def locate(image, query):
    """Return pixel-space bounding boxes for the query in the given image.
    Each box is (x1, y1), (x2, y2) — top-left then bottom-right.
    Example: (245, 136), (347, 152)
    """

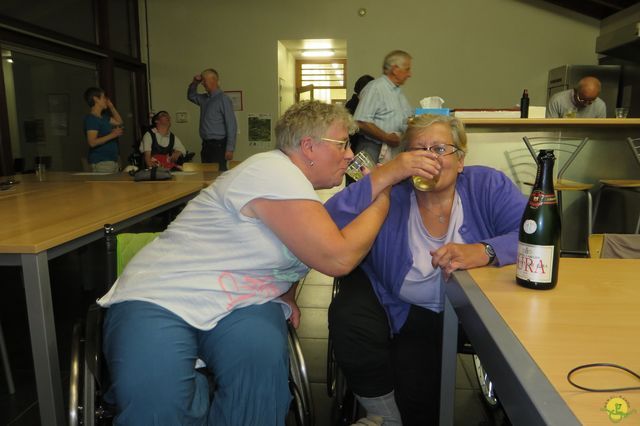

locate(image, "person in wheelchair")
(97, 100), (439, 425)
(139, 110), (187, 170)
(324, 114), (527, 425)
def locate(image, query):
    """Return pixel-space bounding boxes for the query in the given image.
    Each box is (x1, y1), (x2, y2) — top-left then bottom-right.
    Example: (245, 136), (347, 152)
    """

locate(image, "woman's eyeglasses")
(407, 143), (461, 156)
(320, 137), (351, 151)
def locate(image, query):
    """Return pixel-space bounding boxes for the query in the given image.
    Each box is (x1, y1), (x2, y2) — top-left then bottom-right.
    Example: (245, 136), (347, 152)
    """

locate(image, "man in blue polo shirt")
(188, 69), (237, 171)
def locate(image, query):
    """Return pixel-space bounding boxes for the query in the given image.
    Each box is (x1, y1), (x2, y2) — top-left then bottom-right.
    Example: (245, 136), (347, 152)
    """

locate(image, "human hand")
(430, 242), (488, 280)
(375, 150), (440, 186)
(224, 150), (234, 161)
(111, 127), (124, 137)
(106, 98), (115, 109)
(280, 291), (301, 328)
(193, 74), (202, 83)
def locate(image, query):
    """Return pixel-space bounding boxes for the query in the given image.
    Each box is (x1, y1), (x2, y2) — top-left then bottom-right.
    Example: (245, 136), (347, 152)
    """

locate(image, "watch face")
(485, 244), (496, 257)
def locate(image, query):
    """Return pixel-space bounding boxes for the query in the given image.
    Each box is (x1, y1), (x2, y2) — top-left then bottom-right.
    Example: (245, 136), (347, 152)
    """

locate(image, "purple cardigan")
(325, 165), (527, 333)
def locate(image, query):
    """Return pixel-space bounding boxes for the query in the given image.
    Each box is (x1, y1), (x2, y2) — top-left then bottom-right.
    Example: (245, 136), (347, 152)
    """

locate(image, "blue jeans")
(103, 301), (291, 425)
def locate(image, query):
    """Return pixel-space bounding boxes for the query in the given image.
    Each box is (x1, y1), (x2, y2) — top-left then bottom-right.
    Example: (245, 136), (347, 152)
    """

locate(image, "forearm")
(327, 190), (390, 275)
(87, 133), (116, 148)
(357, 121), (399, 147)
(143, 152), (154, 168)
(187, 83), (199, 103)
(109, 106), (123, 125)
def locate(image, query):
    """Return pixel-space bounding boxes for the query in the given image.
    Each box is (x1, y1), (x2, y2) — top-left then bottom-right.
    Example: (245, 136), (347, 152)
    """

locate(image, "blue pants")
(103, 301), (291, 425)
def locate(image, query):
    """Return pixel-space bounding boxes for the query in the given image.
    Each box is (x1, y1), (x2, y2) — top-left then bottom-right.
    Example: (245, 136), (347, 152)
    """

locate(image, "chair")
(593, 137), (640, 234)
(181, 162), (219, 172)
(325, 277), (500, 422)
(589, 233), (640, 259)
(0, 320), (15, 394)
(69, 225), (313, 426)
(523, 136), (593, 256)
(326, 277), (361, 425)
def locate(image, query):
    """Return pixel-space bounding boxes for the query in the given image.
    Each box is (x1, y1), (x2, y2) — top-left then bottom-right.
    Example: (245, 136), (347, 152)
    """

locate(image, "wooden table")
(440, 258), (640, 426)
(0, 180), (204, 425)
(4, 170), (219, 187)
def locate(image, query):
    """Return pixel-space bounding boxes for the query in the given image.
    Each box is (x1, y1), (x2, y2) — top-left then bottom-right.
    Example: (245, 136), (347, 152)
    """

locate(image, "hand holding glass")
(345, 151), (376, 181)
(407, 144), (460, 191)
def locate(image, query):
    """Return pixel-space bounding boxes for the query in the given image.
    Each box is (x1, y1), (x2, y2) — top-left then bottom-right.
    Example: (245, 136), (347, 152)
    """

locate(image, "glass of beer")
(412, 156), (441, 191)
(412, 173), (439, 191)
(346, 151), (376, 181)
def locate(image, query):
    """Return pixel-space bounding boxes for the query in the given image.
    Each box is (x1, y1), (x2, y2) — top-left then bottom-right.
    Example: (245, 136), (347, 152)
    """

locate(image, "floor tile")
(297, 285), (333, 309)
(302, 269), (334, 286)
(454, 389), (489, 426)
(298, 338), (329, 383)
(457, 354), (477, 390)
(309, 382), (333, 426)
(297, 308), (329, 339)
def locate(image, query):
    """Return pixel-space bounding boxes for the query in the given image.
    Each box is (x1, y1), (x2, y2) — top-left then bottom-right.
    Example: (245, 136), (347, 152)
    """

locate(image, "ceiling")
(541, 0), (640, 19)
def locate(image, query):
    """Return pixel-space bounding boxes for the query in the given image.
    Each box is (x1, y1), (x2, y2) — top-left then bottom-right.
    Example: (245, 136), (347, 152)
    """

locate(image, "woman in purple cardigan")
(324, 114), (527, 425)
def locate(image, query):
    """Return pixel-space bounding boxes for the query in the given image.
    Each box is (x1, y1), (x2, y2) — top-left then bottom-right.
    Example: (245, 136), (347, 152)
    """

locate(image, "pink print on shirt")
(218, 272), (283, 311)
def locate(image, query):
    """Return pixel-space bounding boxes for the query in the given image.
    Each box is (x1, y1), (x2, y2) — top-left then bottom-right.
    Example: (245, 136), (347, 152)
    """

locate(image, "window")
(296, 59), (346, 104)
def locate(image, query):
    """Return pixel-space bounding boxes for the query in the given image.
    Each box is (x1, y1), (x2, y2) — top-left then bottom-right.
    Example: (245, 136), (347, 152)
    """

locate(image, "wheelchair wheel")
(68, 321), (84, 426)
(473, 354), (499, 408)
(287, 322), (314, 426)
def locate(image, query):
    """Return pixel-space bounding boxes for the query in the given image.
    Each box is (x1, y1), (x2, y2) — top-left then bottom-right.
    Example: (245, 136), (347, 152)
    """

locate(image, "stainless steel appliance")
(547, 65), (621, 118)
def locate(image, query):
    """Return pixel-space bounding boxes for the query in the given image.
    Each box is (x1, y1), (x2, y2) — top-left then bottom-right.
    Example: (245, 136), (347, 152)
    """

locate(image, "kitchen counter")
(461, 118), (640, 126)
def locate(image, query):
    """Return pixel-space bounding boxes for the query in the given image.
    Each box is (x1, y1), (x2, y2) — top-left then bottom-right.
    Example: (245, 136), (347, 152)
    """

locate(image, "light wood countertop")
(467, 258), (640, 425)
(461, 118), (640, 126)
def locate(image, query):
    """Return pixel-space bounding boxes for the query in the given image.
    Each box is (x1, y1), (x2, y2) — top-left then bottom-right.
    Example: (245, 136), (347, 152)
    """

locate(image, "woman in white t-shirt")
(98, 100), (441, 425)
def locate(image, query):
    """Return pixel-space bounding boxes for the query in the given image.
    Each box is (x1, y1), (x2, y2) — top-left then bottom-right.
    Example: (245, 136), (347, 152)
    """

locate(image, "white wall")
(141, 0), (601, 161)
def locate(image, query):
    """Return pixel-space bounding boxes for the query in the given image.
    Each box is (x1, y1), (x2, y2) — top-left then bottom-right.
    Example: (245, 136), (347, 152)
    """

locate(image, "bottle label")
(528, 190), (557, 209)
(516, 242), (554, 283)
(523, 219), (537, 234)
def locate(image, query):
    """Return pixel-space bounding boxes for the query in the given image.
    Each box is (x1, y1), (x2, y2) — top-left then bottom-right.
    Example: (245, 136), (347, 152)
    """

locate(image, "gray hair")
(383, 50), (412, 74)
(403, 114), (467, 158)
(276, 101), (357, 152)
(201, 68), (219, 80)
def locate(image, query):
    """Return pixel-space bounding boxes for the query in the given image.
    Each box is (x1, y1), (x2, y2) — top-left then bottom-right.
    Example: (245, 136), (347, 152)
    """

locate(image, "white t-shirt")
(98, 150), (321, 330)
(139, 128), (186, 154)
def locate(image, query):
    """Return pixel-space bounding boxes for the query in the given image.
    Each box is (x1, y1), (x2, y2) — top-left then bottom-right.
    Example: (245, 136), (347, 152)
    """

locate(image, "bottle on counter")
(516, 149), (561, 290)
(520, 89), (530, 118)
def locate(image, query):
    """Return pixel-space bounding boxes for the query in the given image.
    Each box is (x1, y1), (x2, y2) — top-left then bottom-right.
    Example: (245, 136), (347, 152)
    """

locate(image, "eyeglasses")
(320, 137), (351, 151)
(575, 91), (595, 105)
(407, 143), (462, 156)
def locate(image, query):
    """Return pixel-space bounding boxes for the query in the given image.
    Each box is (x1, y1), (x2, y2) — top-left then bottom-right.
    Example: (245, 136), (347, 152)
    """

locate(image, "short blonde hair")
(276, 101), (357, 152)
(403, 114), (467, 158)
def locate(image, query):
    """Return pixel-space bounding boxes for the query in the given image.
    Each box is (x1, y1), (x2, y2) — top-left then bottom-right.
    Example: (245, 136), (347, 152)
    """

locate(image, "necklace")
(422, 198), (453, 224)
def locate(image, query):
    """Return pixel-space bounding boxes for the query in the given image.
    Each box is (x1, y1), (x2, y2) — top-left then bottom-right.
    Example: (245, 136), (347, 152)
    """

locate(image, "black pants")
(328, 267), (443, 426)
(201, 138), (227, 171)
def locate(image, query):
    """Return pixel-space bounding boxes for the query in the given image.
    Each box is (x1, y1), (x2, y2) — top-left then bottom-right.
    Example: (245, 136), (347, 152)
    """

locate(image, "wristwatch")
(481, 242), (496, 265)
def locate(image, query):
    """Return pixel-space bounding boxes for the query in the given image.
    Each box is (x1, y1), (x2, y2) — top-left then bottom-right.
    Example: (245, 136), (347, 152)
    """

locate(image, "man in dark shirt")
(187, 69), (237, 171)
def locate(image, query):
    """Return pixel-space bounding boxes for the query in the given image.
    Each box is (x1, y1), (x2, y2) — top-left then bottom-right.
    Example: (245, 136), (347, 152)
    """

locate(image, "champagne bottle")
(516, 150), (561, 289)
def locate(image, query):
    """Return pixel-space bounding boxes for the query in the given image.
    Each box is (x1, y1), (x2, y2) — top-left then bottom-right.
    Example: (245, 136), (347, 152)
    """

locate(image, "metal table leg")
(439, 298), (458, 426)
(21, 252), (65, 426)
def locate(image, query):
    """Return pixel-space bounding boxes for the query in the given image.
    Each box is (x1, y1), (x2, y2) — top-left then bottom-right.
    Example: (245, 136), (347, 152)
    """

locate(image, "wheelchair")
(325, 275), (499, 425)
(68, 225), (314, 426)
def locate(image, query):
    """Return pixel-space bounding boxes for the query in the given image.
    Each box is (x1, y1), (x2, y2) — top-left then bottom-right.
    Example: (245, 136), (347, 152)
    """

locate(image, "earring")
(309, 160), (315, 167)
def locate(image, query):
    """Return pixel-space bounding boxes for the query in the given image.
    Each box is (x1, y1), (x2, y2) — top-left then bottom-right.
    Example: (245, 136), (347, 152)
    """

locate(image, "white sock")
(355, 391), (402, 426)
